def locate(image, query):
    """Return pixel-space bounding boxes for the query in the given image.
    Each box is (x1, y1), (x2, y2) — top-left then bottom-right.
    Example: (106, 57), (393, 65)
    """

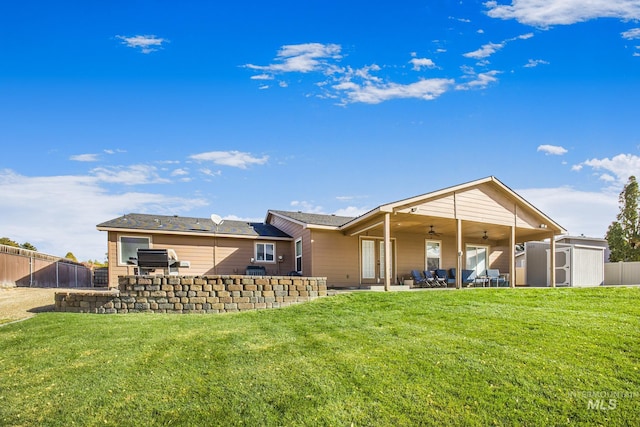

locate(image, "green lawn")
(1, 287), (639, 426)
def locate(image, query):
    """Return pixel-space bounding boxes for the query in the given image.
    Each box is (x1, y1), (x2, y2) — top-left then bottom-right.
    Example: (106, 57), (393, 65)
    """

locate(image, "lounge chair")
(411, 269), (434, 287)
(447, 268), (457, 286)
(460, 269), (477, 287)
(485, 269), (508, 287)
(433, 269), (449, 287)
(422, 270), (441, 287)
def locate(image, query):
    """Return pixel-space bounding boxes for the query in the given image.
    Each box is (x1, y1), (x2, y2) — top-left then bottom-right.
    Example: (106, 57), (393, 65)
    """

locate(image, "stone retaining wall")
(55, 275), (328, 314)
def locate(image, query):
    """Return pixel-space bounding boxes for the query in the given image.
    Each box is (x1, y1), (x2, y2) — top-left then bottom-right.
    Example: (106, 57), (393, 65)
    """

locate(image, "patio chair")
(422, 270), (441, 287)
(485, 269), (508, 287)
(447, 268), (457, 286)
(411, 270), (434, 288)
(461, 269), (478, 287)
(433, 269), (449, 287)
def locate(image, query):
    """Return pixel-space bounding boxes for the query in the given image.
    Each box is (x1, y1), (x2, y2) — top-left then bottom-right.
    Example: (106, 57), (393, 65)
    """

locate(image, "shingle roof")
(97, 213), (291, 238)
(268, 210), (355, 227)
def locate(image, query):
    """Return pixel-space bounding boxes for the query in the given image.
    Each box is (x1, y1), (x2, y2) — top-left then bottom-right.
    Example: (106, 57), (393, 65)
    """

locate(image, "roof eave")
(96, 226), (293, 241)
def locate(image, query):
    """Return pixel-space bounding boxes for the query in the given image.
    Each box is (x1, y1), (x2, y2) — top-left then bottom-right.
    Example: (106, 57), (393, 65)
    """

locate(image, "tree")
(65, 252), (78, 262)
(606, 175), (640, 262)
(0, 237), (20, 248)
(21, 242), (37, 251)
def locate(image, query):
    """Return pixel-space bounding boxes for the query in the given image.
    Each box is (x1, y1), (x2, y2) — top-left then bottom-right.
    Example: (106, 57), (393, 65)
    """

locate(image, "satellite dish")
(210, 214), (223, 226)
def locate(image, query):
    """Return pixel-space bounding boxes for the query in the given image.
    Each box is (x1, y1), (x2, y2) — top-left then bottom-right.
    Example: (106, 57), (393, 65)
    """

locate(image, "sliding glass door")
(466, 245), (489, 275)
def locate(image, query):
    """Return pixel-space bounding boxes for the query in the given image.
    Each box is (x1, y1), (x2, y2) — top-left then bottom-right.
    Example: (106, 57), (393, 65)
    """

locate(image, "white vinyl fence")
(604, 262), (640, 286)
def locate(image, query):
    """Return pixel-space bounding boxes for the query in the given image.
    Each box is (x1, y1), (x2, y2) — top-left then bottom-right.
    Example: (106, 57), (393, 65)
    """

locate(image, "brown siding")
(455, 186), (516, 226)
(106, 231), (293, 287)
(413, 195), (455, 218)
(309, 230), (359, 287)
(268, 215), (304, 237)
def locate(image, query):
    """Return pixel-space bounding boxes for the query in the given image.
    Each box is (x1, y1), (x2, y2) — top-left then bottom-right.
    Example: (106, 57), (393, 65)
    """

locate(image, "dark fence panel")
(0, 245), (93, 288)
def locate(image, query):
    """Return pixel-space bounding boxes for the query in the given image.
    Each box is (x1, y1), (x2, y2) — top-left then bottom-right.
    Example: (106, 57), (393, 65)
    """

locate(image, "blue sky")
(2, 0), (640, 261)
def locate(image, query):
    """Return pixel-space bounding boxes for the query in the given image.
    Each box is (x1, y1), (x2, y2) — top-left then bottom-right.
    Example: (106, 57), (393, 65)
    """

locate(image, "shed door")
(547, 247), (571, 287)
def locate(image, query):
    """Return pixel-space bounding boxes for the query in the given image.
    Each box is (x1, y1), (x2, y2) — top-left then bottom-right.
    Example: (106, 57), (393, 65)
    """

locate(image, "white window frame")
(425, 240), (442, 271)
(295, 238), (303, 273)
(118, 235), (151, 266)
(255, 242), (276, 263)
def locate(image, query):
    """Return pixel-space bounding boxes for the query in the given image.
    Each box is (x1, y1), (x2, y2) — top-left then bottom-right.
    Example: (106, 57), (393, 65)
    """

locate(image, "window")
(119, 236), (150, 265)
(255, 242), (275, 262)
(426, 240), (441, 271)
(295, 238), (302, 273)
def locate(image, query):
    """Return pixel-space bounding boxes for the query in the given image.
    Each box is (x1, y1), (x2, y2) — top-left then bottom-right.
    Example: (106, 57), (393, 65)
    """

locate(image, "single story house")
(97, 176), (567, 289)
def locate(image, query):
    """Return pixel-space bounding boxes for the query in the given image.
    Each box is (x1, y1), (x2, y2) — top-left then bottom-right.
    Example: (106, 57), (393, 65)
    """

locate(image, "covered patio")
(340, 177), (566, 290)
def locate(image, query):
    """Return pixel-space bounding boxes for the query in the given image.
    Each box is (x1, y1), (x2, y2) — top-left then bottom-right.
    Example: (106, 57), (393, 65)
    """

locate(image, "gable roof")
(97, 213), (291, 240)
(267, 210), (355, 229)
(340, 176), (566, 234)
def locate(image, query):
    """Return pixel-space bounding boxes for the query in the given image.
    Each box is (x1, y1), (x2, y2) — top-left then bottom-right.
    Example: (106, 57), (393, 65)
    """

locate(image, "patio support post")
(549, 233), (556, 288)
(383, 212), (392, 292)
(510, 225), (516, 288)
(456, 219), (462, 289)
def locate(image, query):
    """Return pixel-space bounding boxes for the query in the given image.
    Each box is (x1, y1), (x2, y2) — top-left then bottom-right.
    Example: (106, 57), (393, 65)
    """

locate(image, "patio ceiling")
(346, 211), (553, 244)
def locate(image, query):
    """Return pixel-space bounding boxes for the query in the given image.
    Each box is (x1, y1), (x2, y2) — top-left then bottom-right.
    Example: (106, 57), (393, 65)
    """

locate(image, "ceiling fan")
(428, 225), (442, 237)
(482, 231), (489, 240)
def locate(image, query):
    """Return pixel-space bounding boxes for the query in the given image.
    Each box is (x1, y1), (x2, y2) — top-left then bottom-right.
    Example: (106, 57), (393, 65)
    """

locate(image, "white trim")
(465, 243), (490, 275)
(295, 238), (303, 273)
(254, 242), (276, 263)
(425, 239), (442, 271)
(348, 221), (384, 236)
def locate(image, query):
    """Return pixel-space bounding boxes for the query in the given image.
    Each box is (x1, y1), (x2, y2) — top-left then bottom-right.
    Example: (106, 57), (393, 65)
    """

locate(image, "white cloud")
(524, 59), (550, 67)
(70, 153), (99, 162)
(199, 168), (222, 177)
(333, 206), (369, 217)
(90, 164), (169, 184)
(577, 153), (640, 186)
(463, 33), (534, 59)
(333, 78), (454, 104)
(519, 186), (618, 238)
(221, 214), (264, 223)
(485, 0), (640, 28)
(622, 28), (640, 39)
(409, 57), (436, 71)
(171, 168), (189, 176)
(290, 200), (324, 214)
(189, 151), (268, 169)
(464, 42), (505, 59)
(0, 169), (207, 261)
(250, 74), (274, 80)
(537, 144), (568, 155)
(245, 43), (342, 74)
(456, 69), (501, 90)
(116, 35), (168, 54)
